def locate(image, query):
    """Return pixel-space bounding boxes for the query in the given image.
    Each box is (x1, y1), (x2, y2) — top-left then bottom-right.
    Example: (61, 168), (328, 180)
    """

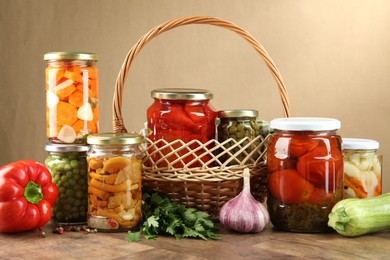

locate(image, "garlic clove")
(219, 168), (269, 233)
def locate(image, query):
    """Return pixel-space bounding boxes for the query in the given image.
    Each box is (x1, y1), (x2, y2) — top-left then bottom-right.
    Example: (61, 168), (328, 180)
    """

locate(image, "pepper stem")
(24, 181), (44, 204)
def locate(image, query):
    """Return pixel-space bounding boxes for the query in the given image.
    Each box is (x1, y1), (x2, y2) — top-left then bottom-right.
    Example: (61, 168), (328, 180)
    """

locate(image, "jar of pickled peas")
(267, 117), (344, 232)
(86, 133), (144, 232)
(44, 52), (99, 144)
(342, 138), (382, 198)
(44, 143), (89, 225)
(147, 88), (217, 168)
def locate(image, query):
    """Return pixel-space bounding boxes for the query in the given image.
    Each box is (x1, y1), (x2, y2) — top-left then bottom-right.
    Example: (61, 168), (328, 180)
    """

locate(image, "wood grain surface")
(0, 223), (389, 259)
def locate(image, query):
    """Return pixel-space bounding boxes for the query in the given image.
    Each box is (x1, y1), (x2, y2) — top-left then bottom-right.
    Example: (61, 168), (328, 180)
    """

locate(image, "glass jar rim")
(342, 138), (379, 150)
(45, 143), (90, 152)
(87, 133), (144, 145)
(218, 109), (258, 118)
(270, 117), (341, 131)
(44, 52), (99, 61)
(151, 88), (213, 100)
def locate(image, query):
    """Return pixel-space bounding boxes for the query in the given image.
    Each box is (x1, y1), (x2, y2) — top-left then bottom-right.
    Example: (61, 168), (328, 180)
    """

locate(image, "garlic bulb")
(219, 168), (270, 233)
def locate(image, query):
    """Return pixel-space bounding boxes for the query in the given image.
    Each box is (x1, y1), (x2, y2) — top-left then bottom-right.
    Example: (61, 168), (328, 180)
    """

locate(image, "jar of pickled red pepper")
(266, 117), (344, 232)
(217, 109), (260, 164)
(147, 88), (217, 168)
(86, 133), (144, 232)
(44, 143), (89, 225)
(44, 52), (99, 144)
(342, 138), (382, 199)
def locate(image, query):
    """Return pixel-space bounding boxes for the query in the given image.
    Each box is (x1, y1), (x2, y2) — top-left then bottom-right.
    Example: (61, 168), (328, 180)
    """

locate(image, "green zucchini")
(328, 193), (390, 237)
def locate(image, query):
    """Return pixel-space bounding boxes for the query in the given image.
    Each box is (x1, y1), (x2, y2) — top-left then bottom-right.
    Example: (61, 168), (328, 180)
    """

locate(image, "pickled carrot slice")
(93, 107), (99, 124)
(75, 83), (94, 98)
(374, 175), (382, 196)
(344, 175), (367, 198)
(85, 67), (98, 79)
(89, 78), (98, 92)
(72, 120), (86, 134)
(64, 69), (83, 83)
(56, 84), (76, 100)
(71, 119), (96, 135)
(46, 68), (64, 84)
(69, 90), (84, 108)
(56, 101), (78, 126)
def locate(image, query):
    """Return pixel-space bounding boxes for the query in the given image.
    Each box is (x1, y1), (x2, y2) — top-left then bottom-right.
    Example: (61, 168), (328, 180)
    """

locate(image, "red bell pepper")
(0, 160), (59, 233)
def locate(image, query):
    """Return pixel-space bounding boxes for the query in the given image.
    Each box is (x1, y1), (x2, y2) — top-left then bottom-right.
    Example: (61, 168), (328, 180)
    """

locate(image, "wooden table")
(0, 223), (389, 259)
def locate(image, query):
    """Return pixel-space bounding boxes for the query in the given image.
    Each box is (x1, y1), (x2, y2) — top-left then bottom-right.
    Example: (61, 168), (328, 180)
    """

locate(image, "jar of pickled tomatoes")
(342, 138), (382, 198)
(44, 52), (99, 144)
(147, 88), (217, 168)
(266, 117), (344, 232)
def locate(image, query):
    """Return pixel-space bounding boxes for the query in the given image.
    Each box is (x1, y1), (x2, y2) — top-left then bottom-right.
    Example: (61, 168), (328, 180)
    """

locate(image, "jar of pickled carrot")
(147, 88), (217, 168)
(86, 133), (144, 232)
(266, 117), (343, 232)
(44, 52), (99, 144)
(342, 138), (382, 198)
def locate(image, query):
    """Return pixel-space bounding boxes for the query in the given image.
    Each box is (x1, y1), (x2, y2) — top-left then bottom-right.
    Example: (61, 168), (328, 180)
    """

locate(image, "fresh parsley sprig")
(125, 190), (220, 242)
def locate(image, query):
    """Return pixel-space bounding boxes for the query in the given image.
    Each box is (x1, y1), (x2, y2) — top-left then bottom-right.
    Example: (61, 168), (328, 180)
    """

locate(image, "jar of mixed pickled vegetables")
(266, 117), (344, 232)
(86, 133), (144, 231)
(147, 88), (217, 168)
(217, 109), (260, 164)
(44, 52), (99, 144)
(342, 138), (382, 198)
(44, 143), (89, 225)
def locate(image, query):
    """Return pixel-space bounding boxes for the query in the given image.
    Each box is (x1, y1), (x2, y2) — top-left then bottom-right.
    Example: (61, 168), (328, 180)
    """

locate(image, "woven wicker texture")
(112, 16), (291, 218)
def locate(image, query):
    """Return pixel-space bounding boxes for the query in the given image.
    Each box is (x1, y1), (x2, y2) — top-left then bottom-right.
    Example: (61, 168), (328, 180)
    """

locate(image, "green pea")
(61, 157), (69, 164)
(74, 199), (82, 206)
(68, 179), (76, 186)
(70, 160), (78, 168)
(60, 175), (68, 183)
(67, 197), (75, 204)
(236, 132), (243, 139)
(72, 168), (80, 175)
(64, 164), (72, 171)
(66, 189), (74, 197)
(56, 163), (65, 171)
(56, 212), (64, 221)
(63, 204), (72, 211)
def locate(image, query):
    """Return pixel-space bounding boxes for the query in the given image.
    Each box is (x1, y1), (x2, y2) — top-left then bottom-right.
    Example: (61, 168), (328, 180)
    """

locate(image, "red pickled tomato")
(296, 140), (343, 188)
(268, 169), (314, 204)
(289, 138), (319, 158)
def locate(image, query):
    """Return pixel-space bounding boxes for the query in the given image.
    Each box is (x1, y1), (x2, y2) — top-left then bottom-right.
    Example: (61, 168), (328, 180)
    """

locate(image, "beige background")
(1, 0), (389, 193)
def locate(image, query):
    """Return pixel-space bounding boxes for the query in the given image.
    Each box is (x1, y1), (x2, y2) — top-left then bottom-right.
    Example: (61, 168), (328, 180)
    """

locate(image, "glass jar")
(217, 109), (260, 164)
(44, 52), (99, 144)
(44, 143), (89, 225)
(146, 88), (217, 168)
(266, 117), (344, 232)
(342, 138), (382, 198)
(86, 133), (144, 232)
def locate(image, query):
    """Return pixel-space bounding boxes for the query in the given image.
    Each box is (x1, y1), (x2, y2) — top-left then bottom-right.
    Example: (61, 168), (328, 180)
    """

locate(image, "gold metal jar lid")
(218, 109), (259, 118)
(151, 88), (213, 100)
(44, 52), (99, 61)
(87, 133), (144, 145)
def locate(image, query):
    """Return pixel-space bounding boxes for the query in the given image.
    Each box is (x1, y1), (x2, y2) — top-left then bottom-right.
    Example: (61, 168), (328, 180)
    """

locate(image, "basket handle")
(113, 16), (291, 133)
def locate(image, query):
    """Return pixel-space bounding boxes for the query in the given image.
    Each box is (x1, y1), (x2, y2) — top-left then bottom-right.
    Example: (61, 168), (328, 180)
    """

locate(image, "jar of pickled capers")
(44, 143), (89, 225)
(217, 109), (261, 164)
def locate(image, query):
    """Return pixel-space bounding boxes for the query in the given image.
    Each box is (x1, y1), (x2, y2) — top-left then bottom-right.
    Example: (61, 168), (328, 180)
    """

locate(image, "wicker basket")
(112, 16), (291, 218)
